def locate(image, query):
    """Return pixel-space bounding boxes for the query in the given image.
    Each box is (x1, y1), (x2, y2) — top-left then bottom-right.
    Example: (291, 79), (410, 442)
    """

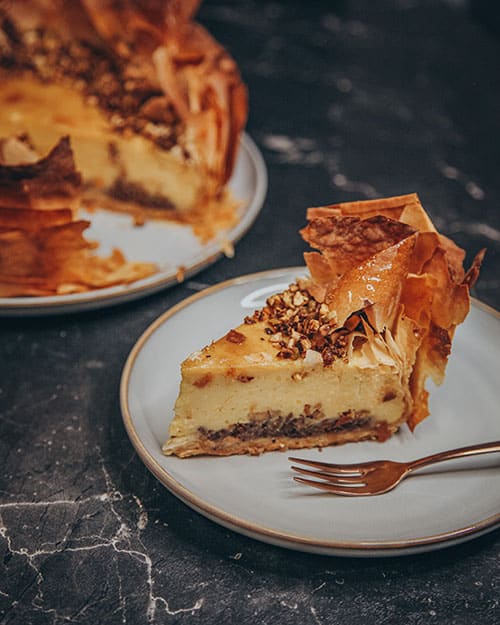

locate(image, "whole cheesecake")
(0, 1), (247, 231)
(163, 194), (484, 457)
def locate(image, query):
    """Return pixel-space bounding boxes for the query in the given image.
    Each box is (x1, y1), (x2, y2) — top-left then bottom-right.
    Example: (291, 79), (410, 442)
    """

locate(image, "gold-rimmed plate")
(0, 133), (267, 316)
(120, 268), (500, 557)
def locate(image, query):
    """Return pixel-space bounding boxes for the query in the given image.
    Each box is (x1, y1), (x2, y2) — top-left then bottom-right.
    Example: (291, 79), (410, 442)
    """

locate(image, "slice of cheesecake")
(0, 1), (247, 237)
(163, 194), (484, 457)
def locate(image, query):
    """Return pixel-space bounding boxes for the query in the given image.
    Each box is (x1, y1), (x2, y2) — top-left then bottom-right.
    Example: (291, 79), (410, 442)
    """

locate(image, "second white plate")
(0, 133), (267, 316)
(120, 268), (500, 557)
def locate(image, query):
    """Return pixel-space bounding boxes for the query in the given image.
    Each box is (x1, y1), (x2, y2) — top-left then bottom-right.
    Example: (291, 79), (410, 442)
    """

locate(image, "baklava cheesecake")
(163, 194), (484, 457)
(0, 1), (247, 234)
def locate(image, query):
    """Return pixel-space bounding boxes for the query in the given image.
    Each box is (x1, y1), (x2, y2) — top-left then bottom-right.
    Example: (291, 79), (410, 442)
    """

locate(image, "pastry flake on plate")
(0, 135), (156, 297)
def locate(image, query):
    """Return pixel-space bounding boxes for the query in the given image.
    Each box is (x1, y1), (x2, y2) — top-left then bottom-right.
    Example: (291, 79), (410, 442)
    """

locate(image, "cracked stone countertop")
(1, 1), (499, 624)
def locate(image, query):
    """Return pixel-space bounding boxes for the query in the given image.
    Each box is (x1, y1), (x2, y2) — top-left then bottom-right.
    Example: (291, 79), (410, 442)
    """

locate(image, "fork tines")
(288, 456), (368, 475)
(288, 456), (374, 496)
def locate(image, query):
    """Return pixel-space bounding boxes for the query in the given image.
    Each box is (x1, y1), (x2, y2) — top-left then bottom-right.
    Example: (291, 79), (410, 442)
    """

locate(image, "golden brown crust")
(301, 213), (418, 330)
(302, 193), (484, 430)
(301, 215), (416, 292)
(0, 213), (157, 295)
(165, 419), (404, 458)
(0, 206), (73, 230)
(326, 235), (418, 333)
(306, 193), (436, 231)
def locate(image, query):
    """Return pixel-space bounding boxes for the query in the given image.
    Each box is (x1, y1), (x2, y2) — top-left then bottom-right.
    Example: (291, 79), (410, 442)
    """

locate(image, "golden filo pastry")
(0, 135), (156, 296)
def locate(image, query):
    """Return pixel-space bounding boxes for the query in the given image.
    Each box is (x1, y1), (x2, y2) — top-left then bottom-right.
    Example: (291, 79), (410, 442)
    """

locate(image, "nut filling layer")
(199, 410), (374, 442)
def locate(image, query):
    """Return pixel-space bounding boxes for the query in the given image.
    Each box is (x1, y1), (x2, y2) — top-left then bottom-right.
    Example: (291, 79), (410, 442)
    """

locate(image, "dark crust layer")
(165, 417), (400, 457)
(199, 409), (375, 442)
(107, 179), (175, 210)
(0, 15), (184, 151)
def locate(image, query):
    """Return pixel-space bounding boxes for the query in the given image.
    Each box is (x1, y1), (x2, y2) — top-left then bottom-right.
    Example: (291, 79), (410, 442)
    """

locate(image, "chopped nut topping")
(236, 375), (254, 383)
(0, 19), (184, 151)
(225, 329), (246, 344)
(383, 390), (397, 402)
(247, 283), (358, 365)
(193, 374), (213, 388)
(292, 291), (306, 307)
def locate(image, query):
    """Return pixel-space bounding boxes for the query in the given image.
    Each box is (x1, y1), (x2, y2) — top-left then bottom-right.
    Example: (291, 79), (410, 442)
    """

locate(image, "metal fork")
(289, 440), (500, 496)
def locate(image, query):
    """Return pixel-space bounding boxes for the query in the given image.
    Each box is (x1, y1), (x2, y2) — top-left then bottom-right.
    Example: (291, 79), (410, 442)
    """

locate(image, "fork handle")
(408, 440), (500, 472)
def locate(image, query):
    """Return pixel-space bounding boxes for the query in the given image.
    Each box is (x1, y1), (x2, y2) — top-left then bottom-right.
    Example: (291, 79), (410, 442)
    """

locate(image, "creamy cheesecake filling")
(172, 364), (409, 435)
(0, 19), (184, 149)
(0, 78), (203, 213)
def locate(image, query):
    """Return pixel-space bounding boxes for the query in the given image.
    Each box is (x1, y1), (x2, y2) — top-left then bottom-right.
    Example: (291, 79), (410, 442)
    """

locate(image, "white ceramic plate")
(120, 268), (500, 557)
(0, 133), (267, 316)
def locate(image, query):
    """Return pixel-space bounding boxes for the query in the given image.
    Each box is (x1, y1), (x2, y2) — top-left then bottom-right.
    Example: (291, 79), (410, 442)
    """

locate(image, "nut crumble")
(0, 14), (184, 151)
(247, 283), (364, 365)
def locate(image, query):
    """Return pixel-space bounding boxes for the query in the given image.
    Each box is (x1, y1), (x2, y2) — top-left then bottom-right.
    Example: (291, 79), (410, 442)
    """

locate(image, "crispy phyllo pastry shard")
(0, 135), (81, 212)
(0, 136), (156, 296)
(0, 0), (247, 235)
(164, 193), (484, 457)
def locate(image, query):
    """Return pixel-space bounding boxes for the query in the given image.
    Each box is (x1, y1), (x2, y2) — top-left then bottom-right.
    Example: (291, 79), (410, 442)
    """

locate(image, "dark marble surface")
(1, 1), (500, 623)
